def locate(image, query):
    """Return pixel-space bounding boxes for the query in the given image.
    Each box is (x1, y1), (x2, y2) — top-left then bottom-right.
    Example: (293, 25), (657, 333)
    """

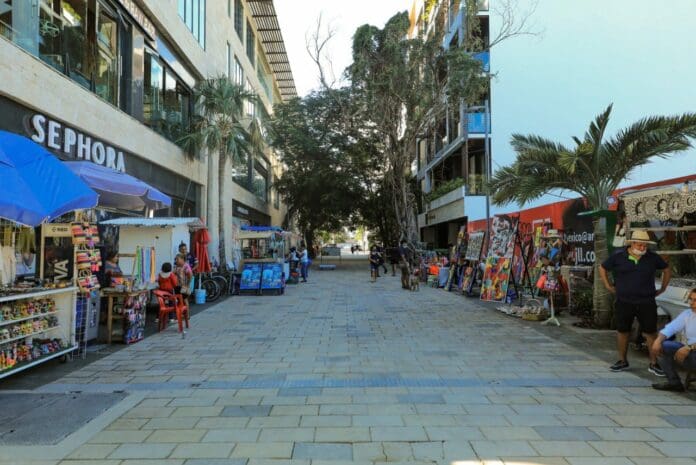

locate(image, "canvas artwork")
(480, 256), (512, 302)
(460, 265), (475, 294)
(465, 232), (485, 261)
(488, 214), (519, 258)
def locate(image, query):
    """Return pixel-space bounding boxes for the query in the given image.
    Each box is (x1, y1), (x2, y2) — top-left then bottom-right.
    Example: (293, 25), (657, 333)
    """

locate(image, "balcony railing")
(467, 112), (489, 134)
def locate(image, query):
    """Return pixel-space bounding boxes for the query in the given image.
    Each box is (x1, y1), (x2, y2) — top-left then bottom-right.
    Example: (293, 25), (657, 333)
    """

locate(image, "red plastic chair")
(153, 290), (189, 333)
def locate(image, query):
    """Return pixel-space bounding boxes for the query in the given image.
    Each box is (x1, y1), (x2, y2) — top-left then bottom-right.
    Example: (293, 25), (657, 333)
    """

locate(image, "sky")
(274, 0), (696, 220)
(275, 0), (408, 96)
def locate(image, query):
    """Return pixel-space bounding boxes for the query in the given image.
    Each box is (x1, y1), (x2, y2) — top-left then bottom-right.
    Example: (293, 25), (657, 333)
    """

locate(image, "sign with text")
(261, 263), (284, 290)
(240, 262), (262, 290)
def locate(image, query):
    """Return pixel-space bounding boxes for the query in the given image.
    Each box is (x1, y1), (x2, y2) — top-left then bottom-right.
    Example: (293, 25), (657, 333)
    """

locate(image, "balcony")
(467, 112), (489, 134)
(419, 185), (467, 227)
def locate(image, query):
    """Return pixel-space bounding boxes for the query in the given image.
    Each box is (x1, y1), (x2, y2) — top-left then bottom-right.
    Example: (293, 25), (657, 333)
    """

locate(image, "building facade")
(410, 0), (491, 249)
(0, 0), (296, 260)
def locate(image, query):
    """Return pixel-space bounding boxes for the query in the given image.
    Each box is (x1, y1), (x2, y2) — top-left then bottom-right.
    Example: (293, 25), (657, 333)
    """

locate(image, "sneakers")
(652, 381), (685, 392)
(648, 363), (666, 377)
(610, 360), (629, 372)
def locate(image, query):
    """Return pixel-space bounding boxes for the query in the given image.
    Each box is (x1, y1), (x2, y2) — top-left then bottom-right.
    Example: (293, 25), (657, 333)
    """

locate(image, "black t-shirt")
(601, 249), (668, 304)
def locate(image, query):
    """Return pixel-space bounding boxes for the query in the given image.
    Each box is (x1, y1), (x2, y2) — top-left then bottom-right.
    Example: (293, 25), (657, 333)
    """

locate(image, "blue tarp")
(0, 131), (98, 226)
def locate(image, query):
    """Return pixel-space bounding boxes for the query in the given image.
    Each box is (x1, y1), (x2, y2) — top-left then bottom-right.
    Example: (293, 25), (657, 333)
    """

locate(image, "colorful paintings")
(488, 214), (519, 258)
(460, 265), (475, 294)
(480, 256), (512, 302)
(261, 263), (284, 290)
(465, 232), (485, 260)
(240, 263), (262, 290)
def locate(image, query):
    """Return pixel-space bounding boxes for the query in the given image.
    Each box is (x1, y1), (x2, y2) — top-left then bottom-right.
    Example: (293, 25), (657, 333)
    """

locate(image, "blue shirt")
(660, 309), (696, 345)
(601, 249), (668, 304)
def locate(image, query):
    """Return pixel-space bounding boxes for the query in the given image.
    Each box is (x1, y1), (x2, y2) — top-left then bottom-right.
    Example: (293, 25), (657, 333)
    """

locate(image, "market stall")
(237, 228), (287, 295)
(0, 131), (98, 378)
(621, 182), (696, 322)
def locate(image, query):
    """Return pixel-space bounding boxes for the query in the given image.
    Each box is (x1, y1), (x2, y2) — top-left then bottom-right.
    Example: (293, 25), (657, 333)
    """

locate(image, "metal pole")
(484, 99), (491, 240)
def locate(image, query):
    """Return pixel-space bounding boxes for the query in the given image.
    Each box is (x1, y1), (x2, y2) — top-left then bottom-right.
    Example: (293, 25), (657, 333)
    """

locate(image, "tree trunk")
(305, 232), (316, 259)
(592, 217), (613, 328)
(218, 147), (227, 268)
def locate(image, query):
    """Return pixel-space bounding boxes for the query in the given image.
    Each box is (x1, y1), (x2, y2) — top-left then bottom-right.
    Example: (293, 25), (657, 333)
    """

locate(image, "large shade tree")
(270, 89), (378, 255)
(178, 76), (256, 267)
(489, 105), (696, 327)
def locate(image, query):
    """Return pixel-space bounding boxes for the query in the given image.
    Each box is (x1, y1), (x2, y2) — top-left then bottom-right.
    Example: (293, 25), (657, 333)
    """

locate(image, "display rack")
(0, 287), (77, 379)
(101, 289), (148, 344)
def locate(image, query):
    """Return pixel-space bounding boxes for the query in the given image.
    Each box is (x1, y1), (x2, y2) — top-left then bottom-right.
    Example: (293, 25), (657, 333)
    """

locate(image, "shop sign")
(564, 230), (595, 266)
(43, 223), (72, 238)
(117, 0), (157, 40)
(30, 114), (126, 172)
(234, 205), (250, 218)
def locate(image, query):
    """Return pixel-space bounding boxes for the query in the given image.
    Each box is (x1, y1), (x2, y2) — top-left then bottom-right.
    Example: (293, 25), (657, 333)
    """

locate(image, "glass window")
(233, 56), (243, 85)
(226, 42), (230, 77)
(178, 0), (185, 18)
(185, 0), (193, 29)
(61, 0), (90, 89)
(234, 0), (243, 39)
(252, 166), (267, 202)
(227, 0), (231, 17)
(192, 0), (198, 38)
(144, 52), (164, 124)
(198, 0), (205, 48)
(94, 6), (118, 105)
(245, 78), (255, 117)
(245, 19), (254, 64)
(232, 152), (250, 189)
(273, 176), (280, 209)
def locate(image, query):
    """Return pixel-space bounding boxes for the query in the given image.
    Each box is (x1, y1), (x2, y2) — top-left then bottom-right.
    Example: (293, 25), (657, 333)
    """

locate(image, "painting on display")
(261, 263), (284, 290)
(480, 256), (512, 302)
(240, 263), (262, 290)
(465, 232), (486, 261)
(488, 214), (519, 258)
(460, 265), (476, 294)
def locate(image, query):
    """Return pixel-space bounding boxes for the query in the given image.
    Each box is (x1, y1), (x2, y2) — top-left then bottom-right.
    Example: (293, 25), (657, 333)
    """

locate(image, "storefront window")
(144, 52), (164, 123)
(273, 176), (280, 209)
(234, 0), (243, 40)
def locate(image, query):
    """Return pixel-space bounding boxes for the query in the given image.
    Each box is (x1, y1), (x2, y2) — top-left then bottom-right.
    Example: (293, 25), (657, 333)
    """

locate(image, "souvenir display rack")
(101, 289), (148, 344)
(0, 287), (77, 379)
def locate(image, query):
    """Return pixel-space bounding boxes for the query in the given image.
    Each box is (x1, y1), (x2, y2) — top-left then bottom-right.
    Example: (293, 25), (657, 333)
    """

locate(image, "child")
(158, 262), (178, 294)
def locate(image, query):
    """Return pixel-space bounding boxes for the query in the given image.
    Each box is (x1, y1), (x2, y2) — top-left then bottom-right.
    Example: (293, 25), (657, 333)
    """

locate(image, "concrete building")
(411, 0), (491, 249)
(0, 0), (296, 260)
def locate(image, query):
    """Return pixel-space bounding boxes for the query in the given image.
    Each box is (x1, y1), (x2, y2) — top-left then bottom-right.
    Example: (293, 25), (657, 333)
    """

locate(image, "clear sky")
(275, 0), (408, 96)
(275, 0), (696, 219)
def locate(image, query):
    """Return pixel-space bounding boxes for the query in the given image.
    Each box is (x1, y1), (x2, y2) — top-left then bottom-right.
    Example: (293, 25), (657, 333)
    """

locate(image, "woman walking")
(369, 245), (381, 283)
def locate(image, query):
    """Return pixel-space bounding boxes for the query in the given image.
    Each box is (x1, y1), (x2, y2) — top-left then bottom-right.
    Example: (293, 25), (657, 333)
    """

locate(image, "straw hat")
(627, 229), (656, 244)
(543, 229), (561, 239)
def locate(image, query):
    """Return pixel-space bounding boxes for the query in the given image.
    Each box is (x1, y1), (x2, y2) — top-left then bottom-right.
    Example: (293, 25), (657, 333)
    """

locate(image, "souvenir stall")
(621, 182), (696, 322)
(237, 227), (287, 295)
(98, 217), (204, 343)
(0, 131), (98, 378)
(480, 215), (520, 302)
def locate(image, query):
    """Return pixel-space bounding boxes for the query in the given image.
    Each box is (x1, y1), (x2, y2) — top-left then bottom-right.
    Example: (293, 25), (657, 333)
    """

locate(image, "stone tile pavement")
(1, 257), (695, 465)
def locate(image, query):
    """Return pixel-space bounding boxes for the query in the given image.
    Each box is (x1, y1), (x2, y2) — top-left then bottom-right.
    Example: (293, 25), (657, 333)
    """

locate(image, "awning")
(0, 131), (98, 226)
(65, 161), (171, 211)
(238, 231), (282, 240)
(101, 217), (205, 228)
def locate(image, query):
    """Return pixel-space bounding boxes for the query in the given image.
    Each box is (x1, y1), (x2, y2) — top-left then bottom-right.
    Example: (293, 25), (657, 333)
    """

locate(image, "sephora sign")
(30, 114), (126, 172)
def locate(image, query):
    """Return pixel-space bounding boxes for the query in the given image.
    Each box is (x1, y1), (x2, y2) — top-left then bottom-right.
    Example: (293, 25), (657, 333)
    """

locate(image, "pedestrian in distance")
(651, 287), (696, 391)
(369, 245), (381, 283)
(600, 229), (671, 376)
(398, 239), (412, 290)
(388, 246), (400, 276)
(299, 245), (309, 282)
(376, 243), (388, 275)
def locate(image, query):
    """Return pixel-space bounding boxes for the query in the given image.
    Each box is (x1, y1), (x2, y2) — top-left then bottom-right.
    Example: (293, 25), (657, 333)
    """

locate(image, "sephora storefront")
(0, 95), (200, 217)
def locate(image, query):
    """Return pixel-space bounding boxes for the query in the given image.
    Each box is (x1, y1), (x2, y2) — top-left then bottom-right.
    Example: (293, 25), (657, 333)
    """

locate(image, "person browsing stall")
(157, 262), (178, 294)
(174, 254), (193, 297)
(369, 245), (381, 283)
(600, 230), (671, 376)
(651, 287), (696, 392)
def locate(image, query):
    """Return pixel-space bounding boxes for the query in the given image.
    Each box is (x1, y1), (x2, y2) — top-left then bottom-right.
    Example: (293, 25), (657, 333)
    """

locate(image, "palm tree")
(178, 76), (256, 267)
(489, 105), (696, 327)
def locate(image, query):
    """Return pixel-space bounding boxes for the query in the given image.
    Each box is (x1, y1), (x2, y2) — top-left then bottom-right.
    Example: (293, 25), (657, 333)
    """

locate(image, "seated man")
(651, 287), (696, 391)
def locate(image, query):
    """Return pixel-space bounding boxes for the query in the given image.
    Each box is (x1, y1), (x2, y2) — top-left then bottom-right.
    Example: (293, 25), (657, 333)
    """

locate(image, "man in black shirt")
(398, 240), (412, 290)
(600, 230), (671, 375)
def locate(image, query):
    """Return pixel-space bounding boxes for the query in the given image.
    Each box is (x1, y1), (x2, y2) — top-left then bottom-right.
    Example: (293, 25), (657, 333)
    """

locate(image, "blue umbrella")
(0, 130), (98, 226)
(65, 161), (171, 210)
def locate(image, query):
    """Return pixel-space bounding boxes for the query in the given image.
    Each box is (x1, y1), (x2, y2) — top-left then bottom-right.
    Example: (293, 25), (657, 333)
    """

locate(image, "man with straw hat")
(600, 229), (671, 375)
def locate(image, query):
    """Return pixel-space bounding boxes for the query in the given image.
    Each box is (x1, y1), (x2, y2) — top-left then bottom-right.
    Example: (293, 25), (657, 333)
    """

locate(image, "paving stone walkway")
(2, 258), (695, 465)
